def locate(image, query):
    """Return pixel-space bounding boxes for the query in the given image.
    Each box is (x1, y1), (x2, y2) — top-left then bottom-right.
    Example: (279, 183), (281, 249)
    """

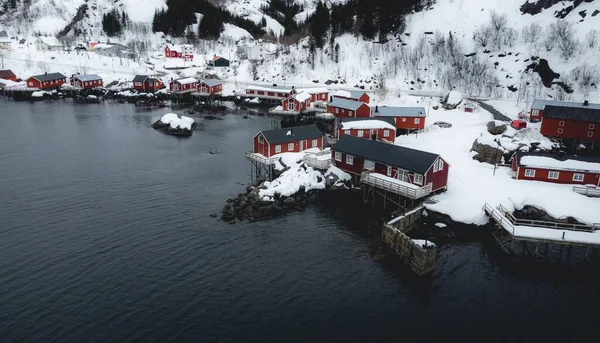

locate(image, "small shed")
(327, 98), (371, 118)
(373, 105), (426, 131)
(283, 92), (311, 112)
(71, 74), (103, 89)
(132, 75), (165, 92)
(253, 124), (324, 158)
(337, 117), (396, 143)
(210, 55), (230, 67)
(197, 79), (223, 95)
(170, 77), (198, 93)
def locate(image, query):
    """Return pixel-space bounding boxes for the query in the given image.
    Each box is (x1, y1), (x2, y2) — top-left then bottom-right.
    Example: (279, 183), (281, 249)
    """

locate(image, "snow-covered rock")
(486, 120), (507, 135)
(442, 91), (462, 110)
(471, 134), (505, 164)
(151, 113), (196, 136)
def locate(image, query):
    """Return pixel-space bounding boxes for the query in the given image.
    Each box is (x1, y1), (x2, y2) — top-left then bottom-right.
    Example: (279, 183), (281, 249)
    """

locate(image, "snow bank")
(512, 128), (556, 151)
(259, 164), (326, 198)
(520, 156), (600, 173)
(434, 222), (447, 228)
(325, 165), (351, 182)
(412, 239), (436, 248)
(341, 120), (395, 130)
(159, 113), (195, 130)
(31, 91), (44, 98)
(221, 23), (253, 41)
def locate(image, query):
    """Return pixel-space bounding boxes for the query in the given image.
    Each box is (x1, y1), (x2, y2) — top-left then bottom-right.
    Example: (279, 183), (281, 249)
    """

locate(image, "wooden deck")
(573, 186), (600, 198)
(360, 172), (432, 200)
(303, 150), (332, 170)
(245, 151), (278, 165)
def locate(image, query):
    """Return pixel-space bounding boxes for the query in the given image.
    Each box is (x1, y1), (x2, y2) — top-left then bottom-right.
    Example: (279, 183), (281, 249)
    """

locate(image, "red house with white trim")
(132, 75), (165, 92)
(164, 44), (194, 61)
(332, 135), (449, 198)
(0, 69), (17, 82)
(539, 105), (600, 142)
(70, 74), (103, 89)
(197, 79), (223, 95)
(252, 124), (324, 158)
(332, 89), (370, 104)
(512, 150), (600, 186)
(372, 105), (426, 131)
(297, 87), (329, 104)
(283, 92), (311, 112)
(245, 85), (294, 99)
(327, 98), (371, 118)
(169, 77), (198, 93)
(26, 72), (67, 90)
(529, 99), (600, 122)
(336, 117), (396, 143)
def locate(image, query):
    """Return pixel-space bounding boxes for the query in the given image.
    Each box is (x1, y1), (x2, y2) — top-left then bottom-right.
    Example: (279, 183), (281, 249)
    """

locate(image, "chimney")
(329, 96), (333, 102)
(584, 100), (589, 106)
(44, 72), (47, 75)
(375, 105), (379, 113)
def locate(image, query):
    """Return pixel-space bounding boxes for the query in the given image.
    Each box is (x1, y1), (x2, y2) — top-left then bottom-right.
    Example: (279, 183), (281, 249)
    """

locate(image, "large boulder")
(442, 91), (462, 110)
(471, 136), (505, 164)
(486, 120), (507, 135)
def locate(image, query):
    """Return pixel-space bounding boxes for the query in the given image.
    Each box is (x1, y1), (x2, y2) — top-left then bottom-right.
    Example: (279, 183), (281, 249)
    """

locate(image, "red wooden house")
(132, 75), (165, 92)
(246, 85), (294, 99)
(540, 105), (600, 142)
(512, 150), (600, 186)
(336, 117), (396, 143)
(327, 98), (371, 118)
(26, 72), (67, 90)
(252, 124), (324, 158)
(164, 44), (194, 60)
(169, 77), (198, 93)
(70, 74), (103, 89)
(297, 87), (329, 103)
(283, 92), (311, 112)
(0, 69), (17, 82)
(529, 99), (600, 122)
(197, 79), (223, 95)
(332, 135), (449, 198)
(332, 90), (370, 104)
(373, 106), (426, 131)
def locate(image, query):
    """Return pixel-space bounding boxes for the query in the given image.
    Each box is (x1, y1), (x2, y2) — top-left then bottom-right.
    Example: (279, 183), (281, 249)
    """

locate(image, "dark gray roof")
(73, 74), (102, 82)
(373, 106), (426, 117)
(334, 135), (439, 174)
(133, 75), (148, 82)
(0, 30), (7, 37)
(329, 98), (369, 111)
(531, 99), (600, 110)
(515, 150), (600, 167)
(29, 72), (66, 82)
(543, 105), (600, 123)
(339, 117), (395, 126)
(260, 124), (323, 145)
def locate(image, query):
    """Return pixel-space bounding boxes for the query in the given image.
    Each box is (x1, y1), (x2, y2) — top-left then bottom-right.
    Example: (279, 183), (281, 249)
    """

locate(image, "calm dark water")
(1, 99), (599, 343)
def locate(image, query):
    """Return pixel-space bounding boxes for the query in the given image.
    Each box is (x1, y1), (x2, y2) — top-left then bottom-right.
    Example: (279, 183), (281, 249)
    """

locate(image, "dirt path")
(472, 100), (511, 122)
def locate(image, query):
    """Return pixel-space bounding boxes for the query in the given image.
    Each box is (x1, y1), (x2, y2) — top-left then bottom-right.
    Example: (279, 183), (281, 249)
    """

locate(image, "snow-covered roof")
(518, 153), (600, 173)
(37, 36), (62, 47)
(373, 106), (426, 117)
(531, 99), (600, 111)
(201, 79), (222, 87)
(291, 92), (311, 103)
(175, 77), (197, 85)
(333, 89), (366, 100)
(0, 36), (10, 43)
(341, 120), (396, 130)
(29, 72), (66, 82)
(73, 74), (102, 82)
(297, 87), (328, 94)
(247, 85), (293, 93)
(94, 43), (114, 50)
(329, 98), (368, 111)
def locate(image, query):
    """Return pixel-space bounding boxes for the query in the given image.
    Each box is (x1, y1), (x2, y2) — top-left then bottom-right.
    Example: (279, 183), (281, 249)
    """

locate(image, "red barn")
(164, 44), (194, 60)
(373, 106), (426, 131)
(283, 92), (311, 112)
(332, 135), (449, 198)
(297, 87), (329, 103)
(512, 150), (600, 186)
(336, 117), (396, 143)
(197, 79), (223, 95)
(169, 77), (197, 93)
(245, 85), (294, 99)
(327, 98), (371, 118)
(332, 90), (370, 104)
(0, 69), (17, 82)
(252, 124), (324, 158)
(132, 75), (165, 92)
(70, 74), (103, 89)
(529, 99), (600, 122)
(26, 72), (67, 90)
(540, 105), (600, 142)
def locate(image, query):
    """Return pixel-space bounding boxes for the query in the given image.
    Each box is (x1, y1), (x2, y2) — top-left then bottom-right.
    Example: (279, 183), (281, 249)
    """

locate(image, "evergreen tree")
(9, 0), (16, 9)
(310, 1), (330, 48)
(198, 12), (223, 39)
(102, 10), (122, 37)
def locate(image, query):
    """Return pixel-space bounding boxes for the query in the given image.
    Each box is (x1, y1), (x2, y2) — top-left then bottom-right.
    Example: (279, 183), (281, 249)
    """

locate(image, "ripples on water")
(0, 101), (599, 342)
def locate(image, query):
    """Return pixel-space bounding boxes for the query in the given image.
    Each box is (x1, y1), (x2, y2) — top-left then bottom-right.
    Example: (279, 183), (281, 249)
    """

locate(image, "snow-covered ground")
(393, 94), (600, 226)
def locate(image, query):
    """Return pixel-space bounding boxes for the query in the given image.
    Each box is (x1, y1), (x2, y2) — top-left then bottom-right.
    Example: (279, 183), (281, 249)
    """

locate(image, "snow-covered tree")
(586, 29), (598, 48)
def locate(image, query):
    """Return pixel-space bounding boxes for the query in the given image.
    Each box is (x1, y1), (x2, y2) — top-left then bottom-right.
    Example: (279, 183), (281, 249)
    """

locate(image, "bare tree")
(490, 11), (508, 49)
(571, 64), (599, 98)
(549, 20), (577, 60)
(522, 22), (543, 44)
(473, 26), (492, 47)
(586, 29), (598, 48)
(542, 34), (555, 51)
(377, 74), (388, 100)
(0, 47), (9, 69)
(503, 27), (519, 47)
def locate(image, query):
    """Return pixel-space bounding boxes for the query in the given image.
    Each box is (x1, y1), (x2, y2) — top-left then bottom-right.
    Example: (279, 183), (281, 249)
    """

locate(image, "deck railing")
(573, 186), (600, 198)
(360, 172), (432, 199)
(245, 151), (277, 165)
(303, 155), (331, 170)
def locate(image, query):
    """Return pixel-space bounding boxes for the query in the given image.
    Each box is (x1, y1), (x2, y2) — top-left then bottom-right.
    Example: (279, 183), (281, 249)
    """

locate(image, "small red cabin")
(336, 118), (396, 143)
(283, 92), (311, 112)
(132, 75), (165, 92)
(169, 77), (197, 93)
(540, 105), (600, 142)
(0, 69), (17, 82)
(332, 135), (449, 197)
(529, 99), (600, 122)
(510, 119), (527, 130)
(332, 90), (370, 104)
(164, 44), (193, 60)
(372, 106), (426, 131)
(512, 150), (600, 186)
(26, 72), (67, 90)
(327, 98), (371, 118)
(297, 87), (329, 103)
(253, 124), (324, 158)
(70, 74), (103, 89)
(197, 79), (223, 95)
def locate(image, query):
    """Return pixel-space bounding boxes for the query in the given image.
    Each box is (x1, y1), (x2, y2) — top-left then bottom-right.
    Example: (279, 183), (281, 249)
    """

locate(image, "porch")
(360, 172), (433, 200)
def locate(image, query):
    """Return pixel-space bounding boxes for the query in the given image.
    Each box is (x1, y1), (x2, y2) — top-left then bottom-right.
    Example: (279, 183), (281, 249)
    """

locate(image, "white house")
(0, 30), (11, 50)
(36, 36), (63, 52)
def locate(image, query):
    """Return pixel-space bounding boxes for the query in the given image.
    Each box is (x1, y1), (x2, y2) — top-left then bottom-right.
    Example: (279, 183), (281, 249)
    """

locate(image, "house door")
(300, 140), (304, 151)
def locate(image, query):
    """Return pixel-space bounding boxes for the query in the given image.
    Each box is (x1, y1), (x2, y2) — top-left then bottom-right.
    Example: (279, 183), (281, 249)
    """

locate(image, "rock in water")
(442, 91), (462, 110)
(486, 120), (507, 135)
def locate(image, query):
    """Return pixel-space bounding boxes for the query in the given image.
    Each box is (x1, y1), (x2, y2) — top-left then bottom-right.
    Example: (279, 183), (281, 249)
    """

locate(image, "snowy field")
(393, 95), (600, 226)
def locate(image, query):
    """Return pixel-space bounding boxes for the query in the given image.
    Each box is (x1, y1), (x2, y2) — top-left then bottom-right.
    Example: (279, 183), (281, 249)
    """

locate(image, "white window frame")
(588, 131), (594, 138)
(433, 161), (438, 172)
(590, 124), (595, 130)
(383, 130), (389, 137)
(346, 155), (354, 165)
(288, 143), (294, 150)
(414, 174), (423, 185)
(532, 109), (539, 116)
(548, 171), (560, 180)
(344, 130), (350, 135)
(335, 108), (339, 114)
(402, 118), (407, 122)
(349, 110), (354, 117)
(312, 139), (318, 147)
(438, 159), (444, 171)
(524, 169), (535, 177)
(558, 128), (564, 134)
(258, 135), (263, 143)
(414, 118), (421, 124)
(275, 145), (281, 153)
(559, 121), (565, 127)
(335, 152), (342, 162)
(387, 166), (392, 176)
(573, 173), (584, 182)
(357, 130), (363, 137)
